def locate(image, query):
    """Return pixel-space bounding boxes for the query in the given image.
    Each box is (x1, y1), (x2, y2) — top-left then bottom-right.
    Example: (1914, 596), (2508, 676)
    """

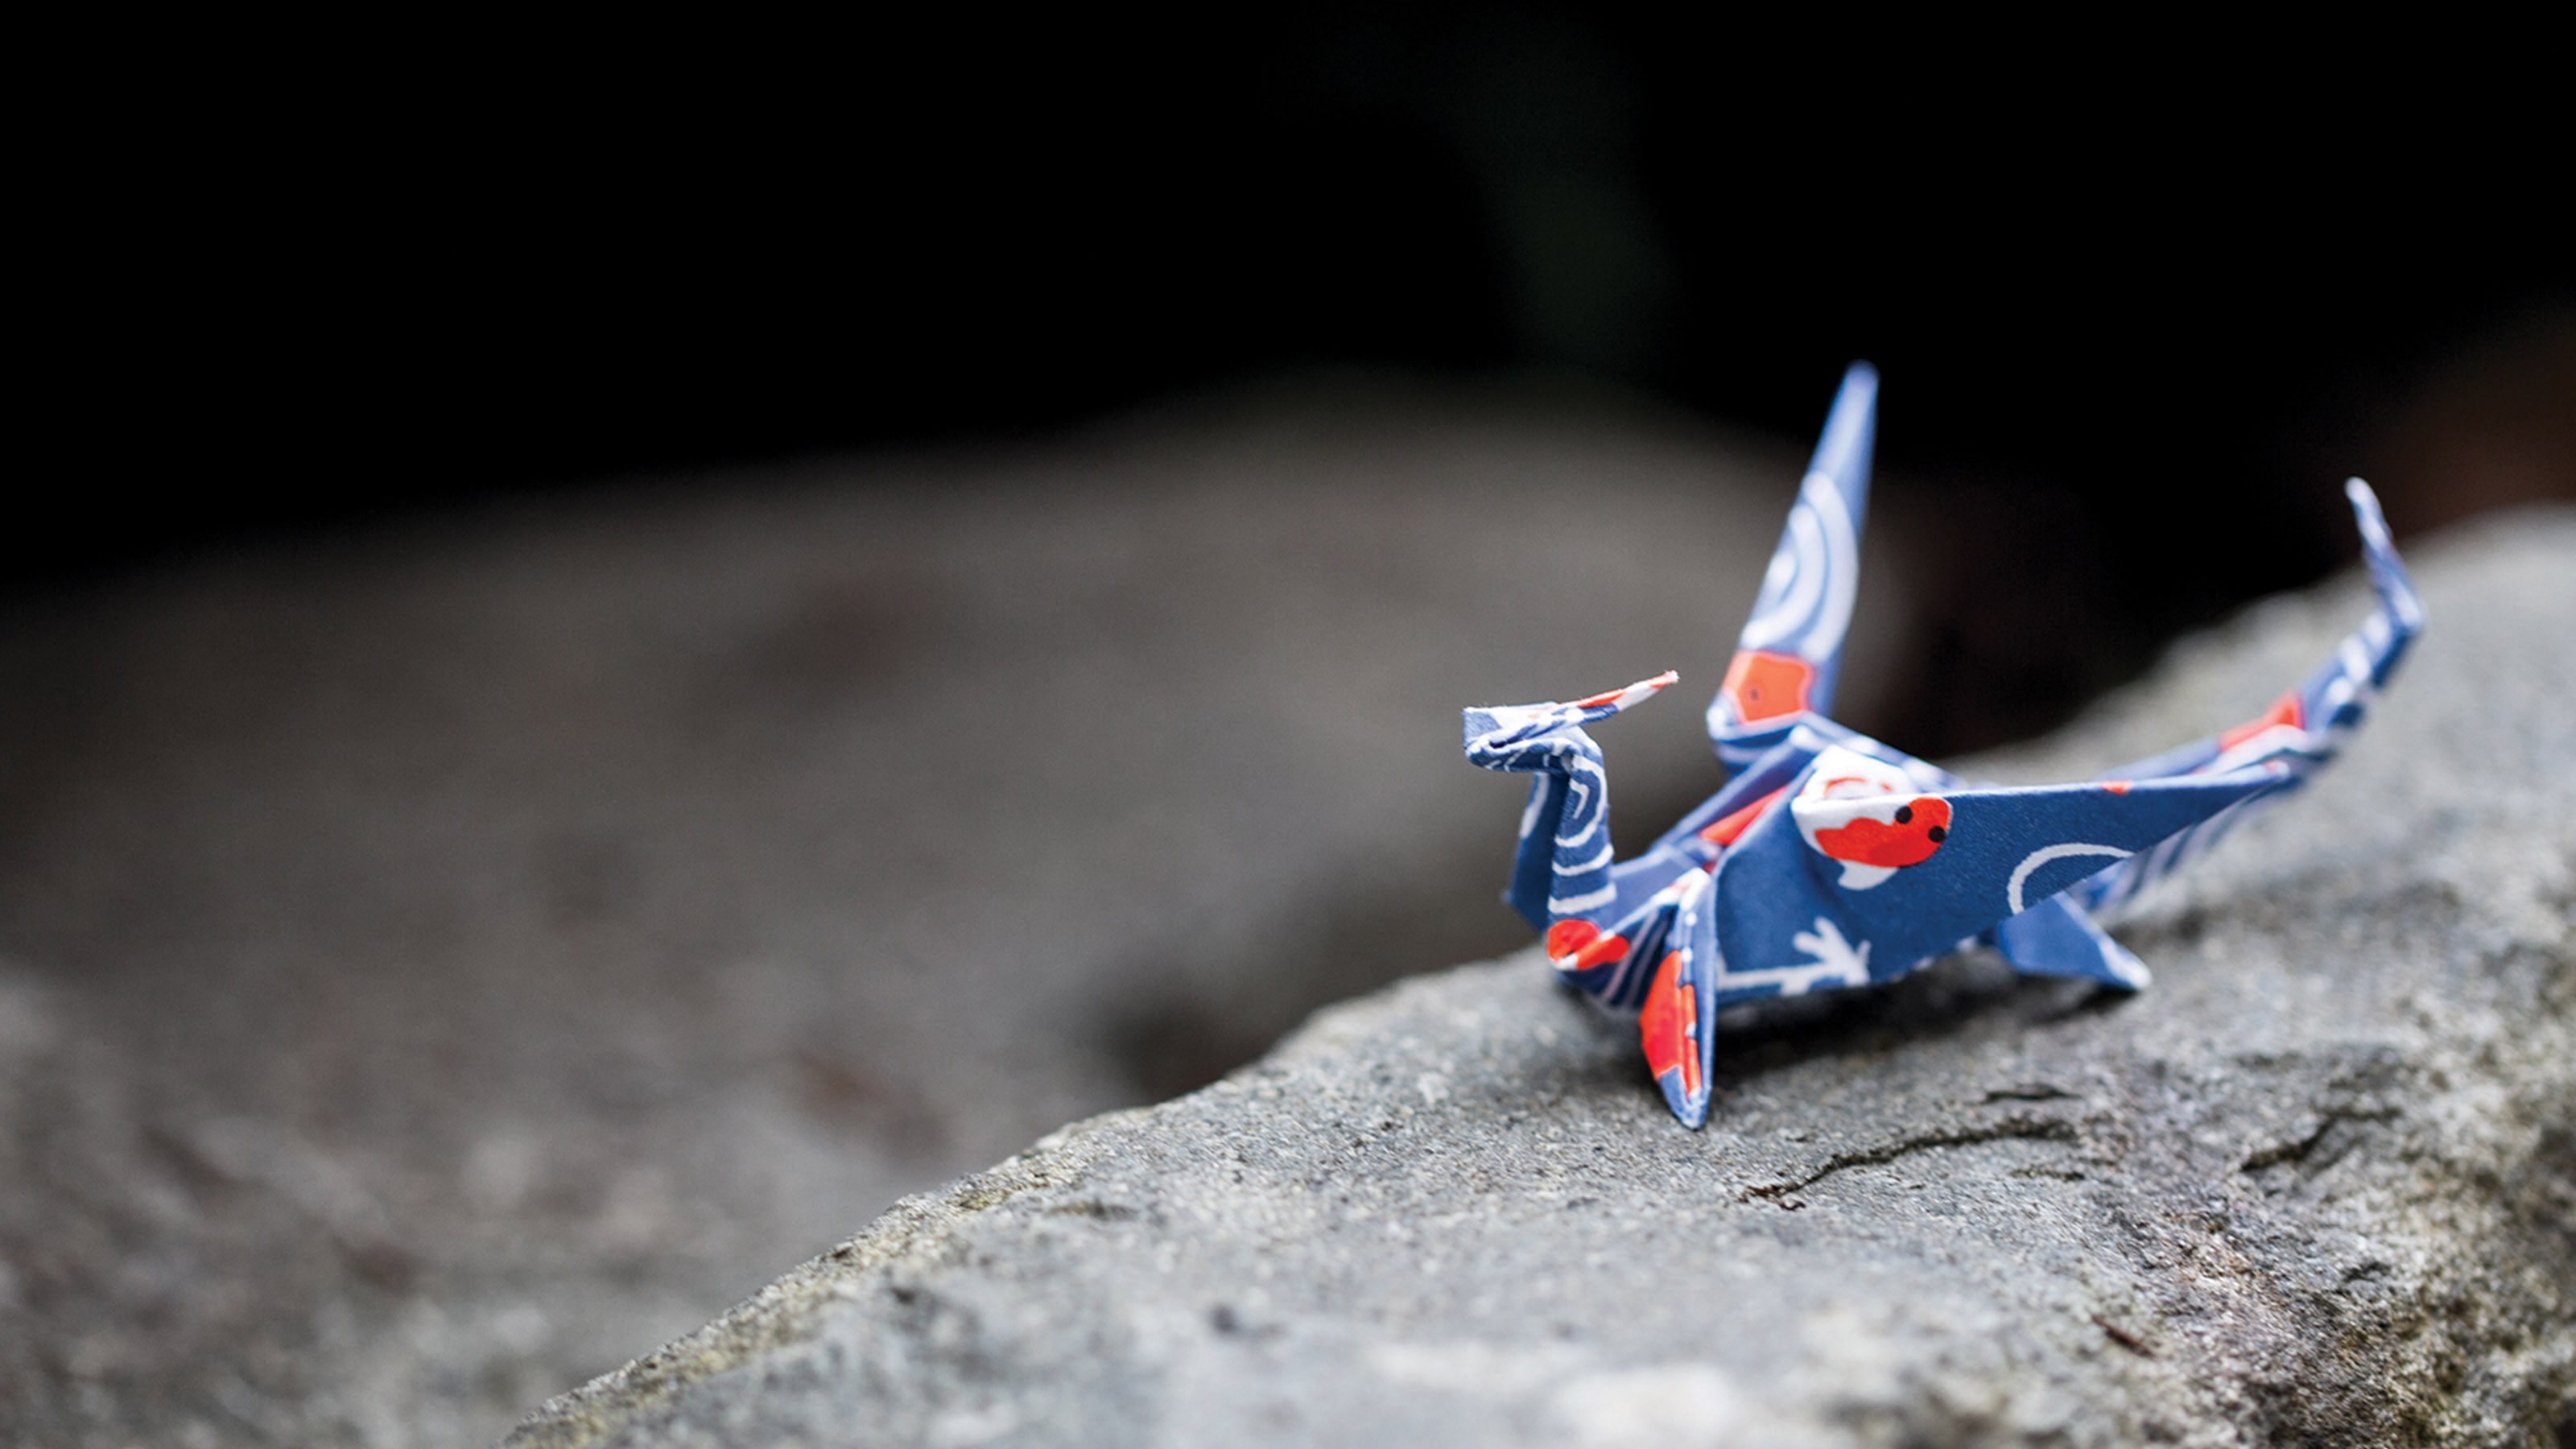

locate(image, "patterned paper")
(1463, 365), (2425, 1126)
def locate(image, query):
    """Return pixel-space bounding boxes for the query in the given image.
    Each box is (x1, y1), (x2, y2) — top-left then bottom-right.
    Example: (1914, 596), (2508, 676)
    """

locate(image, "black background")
(29, 13), (2570, 750)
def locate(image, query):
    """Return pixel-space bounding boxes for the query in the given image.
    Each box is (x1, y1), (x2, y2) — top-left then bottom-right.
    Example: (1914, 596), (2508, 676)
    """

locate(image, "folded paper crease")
(1465, 365), (2423, 1127)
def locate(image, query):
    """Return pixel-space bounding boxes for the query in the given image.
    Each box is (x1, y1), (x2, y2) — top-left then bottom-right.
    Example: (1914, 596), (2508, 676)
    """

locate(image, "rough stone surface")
(512, 508), (2576, 1447)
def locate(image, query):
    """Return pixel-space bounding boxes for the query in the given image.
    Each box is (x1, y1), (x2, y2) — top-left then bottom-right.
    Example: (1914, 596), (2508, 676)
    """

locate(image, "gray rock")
(1, 390), (1896, 1445)
(511, 507), (2576, 1448)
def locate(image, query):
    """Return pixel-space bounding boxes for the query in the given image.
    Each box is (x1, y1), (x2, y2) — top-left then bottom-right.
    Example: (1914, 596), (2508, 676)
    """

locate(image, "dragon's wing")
(1707, 362), (1878, 769)
(1711, 764), (2287, 997)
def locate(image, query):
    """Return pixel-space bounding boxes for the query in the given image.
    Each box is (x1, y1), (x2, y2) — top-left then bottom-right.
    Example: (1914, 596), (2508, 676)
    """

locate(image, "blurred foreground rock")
(514, 508), (2575, 1447)
(0, 391), (1891, 1445)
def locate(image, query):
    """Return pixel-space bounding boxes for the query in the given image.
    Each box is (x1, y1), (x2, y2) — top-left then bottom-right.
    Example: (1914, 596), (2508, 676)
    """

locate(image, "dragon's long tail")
(2074, 478), (2424, 913)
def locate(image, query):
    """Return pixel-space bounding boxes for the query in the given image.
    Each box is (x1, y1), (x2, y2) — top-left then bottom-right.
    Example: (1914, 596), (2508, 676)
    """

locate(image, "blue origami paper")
(1463, 364), (2424, 1127)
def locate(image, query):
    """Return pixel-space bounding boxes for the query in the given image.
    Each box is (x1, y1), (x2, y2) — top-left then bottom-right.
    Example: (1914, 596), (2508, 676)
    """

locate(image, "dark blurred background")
(31, 11), (2570, 756)
(7, 16), (2573, 1443)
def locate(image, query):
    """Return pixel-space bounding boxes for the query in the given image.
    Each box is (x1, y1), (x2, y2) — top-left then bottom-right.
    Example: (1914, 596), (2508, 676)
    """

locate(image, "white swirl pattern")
(1737, 469), (1859, 663)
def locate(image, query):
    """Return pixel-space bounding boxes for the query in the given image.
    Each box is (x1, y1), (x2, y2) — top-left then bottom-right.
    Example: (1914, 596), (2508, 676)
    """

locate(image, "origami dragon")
(1463, 364), (2423, 1127)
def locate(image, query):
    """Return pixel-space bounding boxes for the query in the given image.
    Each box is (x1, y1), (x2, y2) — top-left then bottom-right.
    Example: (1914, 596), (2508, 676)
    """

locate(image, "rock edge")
(512, 510), (2576, 1448)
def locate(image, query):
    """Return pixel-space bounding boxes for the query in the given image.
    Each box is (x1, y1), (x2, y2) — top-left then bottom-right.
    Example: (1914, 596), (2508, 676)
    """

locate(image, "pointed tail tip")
(2341, 475), (2425, 630)
(2343, 477), (2401, 554)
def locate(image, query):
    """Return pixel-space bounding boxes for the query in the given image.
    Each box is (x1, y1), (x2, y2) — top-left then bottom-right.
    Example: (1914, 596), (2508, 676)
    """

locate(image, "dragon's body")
(1463, 365), (2423, 1126)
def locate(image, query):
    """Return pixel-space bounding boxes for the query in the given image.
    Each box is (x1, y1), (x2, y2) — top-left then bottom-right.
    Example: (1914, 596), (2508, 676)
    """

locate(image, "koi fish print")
(1463, 364), (2423, 1126)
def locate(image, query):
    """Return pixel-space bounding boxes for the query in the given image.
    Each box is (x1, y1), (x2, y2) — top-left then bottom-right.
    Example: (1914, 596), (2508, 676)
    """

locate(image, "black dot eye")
(1926, 825), (1947, 843)
(1893, 805), (1913, 824)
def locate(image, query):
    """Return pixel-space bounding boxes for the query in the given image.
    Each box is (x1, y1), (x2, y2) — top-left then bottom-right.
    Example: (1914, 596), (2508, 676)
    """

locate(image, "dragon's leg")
(1991, 894), (2151, 990)
(1637, 869), (1721, 1129)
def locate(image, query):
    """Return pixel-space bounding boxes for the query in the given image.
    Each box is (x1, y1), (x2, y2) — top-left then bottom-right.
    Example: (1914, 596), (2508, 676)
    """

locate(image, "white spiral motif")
(1740, 470), (1859, 663)
(2007, 843), (2133, 915)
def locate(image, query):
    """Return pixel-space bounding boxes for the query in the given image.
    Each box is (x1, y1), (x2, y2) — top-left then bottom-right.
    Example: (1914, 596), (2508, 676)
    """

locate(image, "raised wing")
(1711, 764), (2288, 999)
(1707, 361), (1878, 768)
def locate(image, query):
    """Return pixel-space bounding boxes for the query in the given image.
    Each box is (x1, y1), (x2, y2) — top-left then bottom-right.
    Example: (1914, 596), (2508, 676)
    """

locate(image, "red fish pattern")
(1545, 918), (1630, 972)
(1719, 649), (1814, 726)
(1697, 785), (1788, 849)
(1637, 952), (1700, 1103)
(2219, 692), (2306, 752)
(1459, 362), (2422, 1130)
(1811, 795), (1950, 869)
